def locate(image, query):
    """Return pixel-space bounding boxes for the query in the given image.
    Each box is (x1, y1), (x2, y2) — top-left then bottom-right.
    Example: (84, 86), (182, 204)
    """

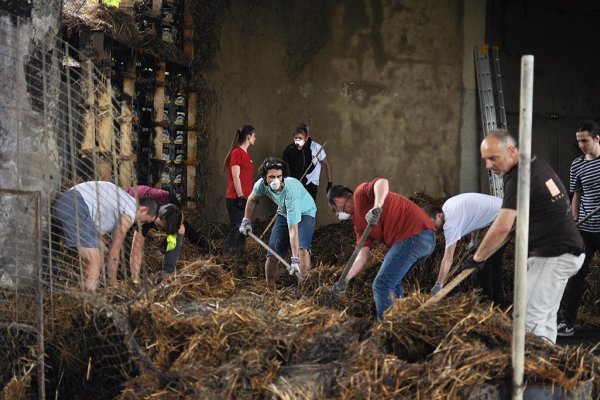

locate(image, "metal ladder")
(474, 45), (507, 198)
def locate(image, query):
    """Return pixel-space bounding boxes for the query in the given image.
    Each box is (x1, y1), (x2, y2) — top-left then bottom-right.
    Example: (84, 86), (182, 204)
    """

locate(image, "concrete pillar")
(0, 1), (62, 287)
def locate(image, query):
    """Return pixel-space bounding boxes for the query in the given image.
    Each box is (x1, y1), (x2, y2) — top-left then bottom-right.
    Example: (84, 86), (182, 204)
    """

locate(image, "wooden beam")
(152, 0), (163, 18)
(80, 59), (95, 153)
(153, 61), (166, 161)
(183, 0), (194, 60)
(119, 58), (136, 187)
(185, 91), (197, 205)
(97, 75), (114, 181)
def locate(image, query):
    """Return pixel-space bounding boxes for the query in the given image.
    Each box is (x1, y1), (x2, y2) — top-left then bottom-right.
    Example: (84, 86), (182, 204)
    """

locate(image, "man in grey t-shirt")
(53, 181), (159, 291)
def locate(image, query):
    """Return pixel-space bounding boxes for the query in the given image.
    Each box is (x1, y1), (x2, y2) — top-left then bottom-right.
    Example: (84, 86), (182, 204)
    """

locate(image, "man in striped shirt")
(558, 120), (600, 337)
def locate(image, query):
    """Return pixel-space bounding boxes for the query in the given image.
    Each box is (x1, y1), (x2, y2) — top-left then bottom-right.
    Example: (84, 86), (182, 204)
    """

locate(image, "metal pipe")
(512, 54), (534, 400)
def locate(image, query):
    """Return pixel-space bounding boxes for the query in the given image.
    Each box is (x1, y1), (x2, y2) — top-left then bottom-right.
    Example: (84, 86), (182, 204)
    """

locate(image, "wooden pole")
(97, 74), (114, 181)
(153, 62), (166, 163)
(186, 92), (198, 208)
(80, 59), (95, 154)
(119, 58), (136, 187)
(512, 55), (534, 400)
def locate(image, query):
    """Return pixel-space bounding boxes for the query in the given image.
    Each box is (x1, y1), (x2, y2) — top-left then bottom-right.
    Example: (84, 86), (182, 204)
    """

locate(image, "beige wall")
(203, 0), (470, 224)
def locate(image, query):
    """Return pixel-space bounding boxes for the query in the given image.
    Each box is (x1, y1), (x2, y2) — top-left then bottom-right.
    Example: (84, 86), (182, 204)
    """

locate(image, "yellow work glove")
(166, 234), (177, 252)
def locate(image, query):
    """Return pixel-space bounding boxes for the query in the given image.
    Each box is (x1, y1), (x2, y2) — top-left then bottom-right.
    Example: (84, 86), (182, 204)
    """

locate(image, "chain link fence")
(0, 9), (156, 399)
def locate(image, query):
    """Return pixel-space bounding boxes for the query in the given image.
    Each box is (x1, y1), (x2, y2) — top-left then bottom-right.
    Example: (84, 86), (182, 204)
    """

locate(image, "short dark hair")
(139, 197), (159, 218)
(422, 204), (443, 219)
(158, 204), (182, 234)
(326, 185), (353, 206)
(259, 157), (290, 181)
(577, 120), (600, 138)
(294, 123), (309, 136)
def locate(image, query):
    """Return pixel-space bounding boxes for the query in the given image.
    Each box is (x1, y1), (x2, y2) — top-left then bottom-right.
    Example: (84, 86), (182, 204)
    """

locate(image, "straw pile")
(3, 192), (600, 398)
(62, 2), (188, 65)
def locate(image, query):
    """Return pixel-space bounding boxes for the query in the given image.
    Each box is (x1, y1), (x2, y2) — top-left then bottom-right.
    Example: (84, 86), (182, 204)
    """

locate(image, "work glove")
(287, 256), (301, 277)
(330, 279), (348, 299)
(463, 256), (485, 271)
(365, 206), (382, 225)
(430, 283), (443, 295)
(237, 196), (247, 210)
(239, 218), (252, 236)
(326, 182), (333, 194)
(465, 240), (479, 254)
(165, 234), (177, 252)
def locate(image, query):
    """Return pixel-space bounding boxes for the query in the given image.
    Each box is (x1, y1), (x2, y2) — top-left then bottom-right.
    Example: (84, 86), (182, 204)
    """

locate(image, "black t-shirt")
(502, 157), (584, 257)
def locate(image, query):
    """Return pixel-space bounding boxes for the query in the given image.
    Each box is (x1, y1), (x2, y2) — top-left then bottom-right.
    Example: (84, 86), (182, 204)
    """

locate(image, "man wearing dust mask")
(239, 157), (317, 286)
(326, 179), (437, 320)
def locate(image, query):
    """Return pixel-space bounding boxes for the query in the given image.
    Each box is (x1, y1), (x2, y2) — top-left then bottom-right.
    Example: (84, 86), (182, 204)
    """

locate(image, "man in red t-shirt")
(327, 178), (436, 320)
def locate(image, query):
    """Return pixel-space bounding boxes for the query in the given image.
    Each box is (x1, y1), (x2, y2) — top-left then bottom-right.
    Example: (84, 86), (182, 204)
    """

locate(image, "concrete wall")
(203, 0), (470, 224)
(0, 0), (62, 287)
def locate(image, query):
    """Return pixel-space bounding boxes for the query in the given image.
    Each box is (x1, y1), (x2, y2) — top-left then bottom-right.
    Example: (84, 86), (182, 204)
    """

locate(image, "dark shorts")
(53, 190), (98, 248)
(267, 214), (315, 257)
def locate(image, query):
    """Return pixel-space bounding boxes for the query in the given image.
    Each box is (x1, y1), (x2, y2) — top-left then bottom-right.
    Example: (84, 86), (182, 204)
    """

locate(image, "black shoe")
(557, 321), (574, 337)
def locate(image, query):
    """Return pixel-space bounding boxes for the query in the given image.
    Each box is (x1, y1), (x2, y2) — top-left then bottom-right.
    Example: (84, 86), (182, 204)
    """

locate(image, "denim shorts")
(53, 190), (99, 248)
(267, 214), (315, 257)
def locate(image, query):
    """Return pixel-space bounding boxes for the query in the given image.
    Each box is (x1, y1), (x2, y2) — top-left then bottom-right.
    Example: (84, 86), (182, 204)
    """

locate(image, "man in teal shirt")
(239, 157), (316, 285)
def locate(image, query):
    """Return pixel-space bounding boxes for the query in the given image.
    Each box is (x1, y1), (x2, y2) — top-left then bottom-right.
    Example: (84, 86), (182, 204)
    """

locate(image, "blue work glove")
(463, 256), (485, 271)
(430, 283), (443, 295)
(330, 279), (348, 299)
(239, 218), (252, 236)
(465, 240), (478, 254)
(365, 206), (382, 225)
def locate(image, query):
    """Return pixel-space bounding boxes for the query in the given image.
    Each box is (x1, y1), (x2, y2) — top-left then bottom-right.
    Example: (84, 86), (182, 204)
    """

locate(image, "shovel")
(247, 231), (301, 280)
(327, 221), (376, 304)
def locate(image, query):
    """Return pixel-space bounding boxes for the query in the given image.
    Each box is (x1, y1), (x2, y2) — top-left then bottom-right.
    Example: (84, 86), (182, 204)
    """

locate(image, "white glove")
(288, 256), (301, 277)
(239, 218), (252, 235)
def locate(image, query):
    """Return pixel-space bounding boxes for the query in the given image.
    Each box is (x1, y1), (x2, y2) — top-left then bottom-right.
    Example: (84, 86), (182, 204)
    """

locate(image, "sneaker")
(557, 321), (574, 337)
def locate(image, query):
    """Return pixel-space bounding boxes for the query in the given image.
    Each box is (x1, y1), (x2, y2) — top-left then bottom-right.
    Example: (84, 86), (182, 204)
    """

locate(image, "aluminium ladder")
(474, 45), (507, 198)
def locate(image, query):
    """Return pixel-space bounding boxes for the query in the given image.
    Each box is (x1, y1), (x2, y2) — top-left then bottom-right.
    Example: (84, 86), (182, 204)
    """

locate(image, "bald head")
(481, 130), (518, 176)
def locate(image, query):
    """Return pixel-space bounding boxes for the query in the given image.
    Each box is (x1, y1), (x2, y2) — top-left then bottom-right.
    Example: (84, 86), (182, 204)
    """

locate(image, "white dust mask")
(294, 139), (305, 148)
(336, 211), (352, 221)
(269, 178), (282, 191)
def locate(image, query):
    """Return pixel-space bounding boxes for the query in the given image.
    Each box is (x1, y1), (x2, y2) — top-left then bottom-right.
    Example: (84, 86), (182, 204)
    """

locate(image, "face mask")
(336, 211), (352, 221)
(269, 178), (282, 191)
(294, 139), (305, 148)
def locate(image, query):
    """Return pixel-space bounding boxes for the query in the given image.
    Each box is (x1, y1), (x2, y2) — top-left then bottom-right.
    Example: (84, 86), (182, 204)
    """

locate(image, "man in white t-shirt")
(424, 193), (506, 304)
(53, 181), (159, 291)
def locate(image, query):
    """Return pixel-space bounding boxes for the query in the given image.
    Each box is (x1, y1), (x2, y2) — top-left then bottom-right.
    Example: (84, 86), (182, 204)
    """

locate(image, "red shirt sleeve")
(229, 148), (243, 167)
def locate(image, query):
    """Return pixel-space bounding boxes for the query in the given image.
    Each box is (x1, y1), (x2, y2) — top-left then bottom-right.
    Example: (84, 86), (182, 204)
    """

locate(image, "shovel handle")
(247, 231), (293, 272)
(335, 222), (376, 284)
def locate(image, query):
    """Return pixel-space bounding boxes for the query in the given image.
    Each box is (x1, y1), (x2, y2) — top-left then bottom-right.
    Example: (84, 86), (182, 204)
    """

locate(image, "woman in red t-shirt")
(223, 125), (256, 260)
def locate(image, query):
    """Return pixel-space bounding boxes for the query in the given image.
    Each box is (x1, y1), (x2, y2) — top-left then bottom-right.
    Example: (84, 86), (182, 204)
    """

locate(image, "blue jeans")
(373, 229), (435, 320)
(267, 214), (315, 257)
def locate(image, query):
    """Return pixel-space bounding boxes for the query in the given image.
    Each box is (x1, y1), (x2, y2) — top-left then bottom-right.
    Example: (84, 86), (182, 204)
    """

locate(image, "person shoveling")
(327, 178), (436, 320)
(239, 157), (316, 287)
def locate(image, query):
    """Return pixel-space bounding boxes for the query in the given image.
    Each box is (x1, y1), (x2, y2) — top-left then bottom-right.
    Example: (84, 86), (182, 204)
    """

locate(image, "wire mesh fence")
(0, 9), (156, 399)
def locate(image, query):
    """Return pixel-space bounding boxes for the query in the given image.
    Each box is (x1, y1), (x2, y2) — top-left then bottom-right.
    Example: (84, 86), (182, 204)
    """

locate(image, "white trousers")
(526, 253), (585, 343)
